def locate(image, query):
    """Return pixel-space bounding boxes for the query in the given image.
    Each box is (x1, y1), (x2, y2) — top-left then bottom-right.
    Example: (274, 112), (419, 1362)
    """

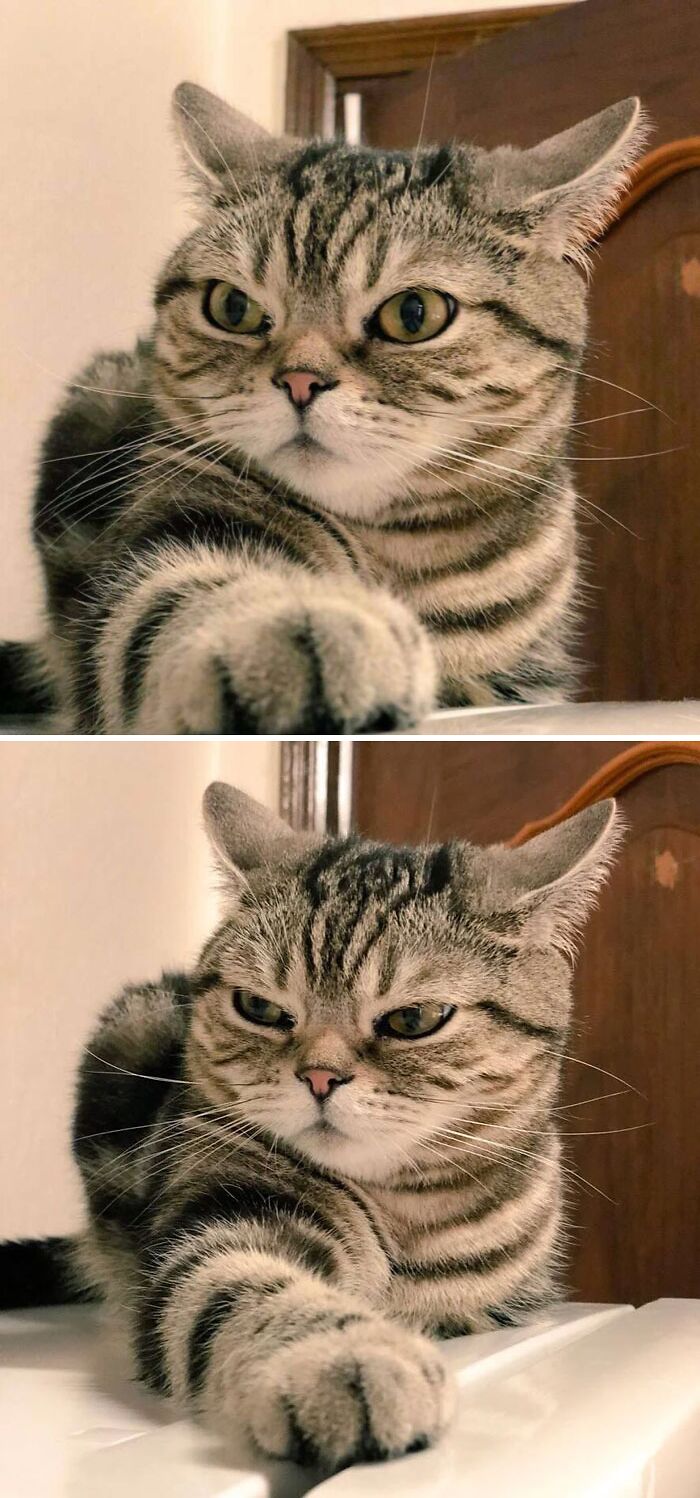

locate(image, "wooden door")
(291, 0), (700, 703)
(350, 741), (700, 1305)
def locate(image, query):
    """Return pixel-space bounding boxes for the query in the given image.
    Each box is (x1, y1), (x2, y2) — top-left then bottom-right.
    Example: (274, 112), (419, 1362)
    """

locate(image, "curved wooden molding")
(510, 743), (700, 847)
(604, 138), (700, 235)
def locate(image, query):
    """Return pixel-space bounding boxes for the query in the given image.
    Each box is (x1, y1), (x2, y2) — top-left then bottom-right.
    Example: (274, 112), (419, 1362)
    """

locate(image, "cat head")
(151, 84), (646, 520)
(187, 782), (622, 1183)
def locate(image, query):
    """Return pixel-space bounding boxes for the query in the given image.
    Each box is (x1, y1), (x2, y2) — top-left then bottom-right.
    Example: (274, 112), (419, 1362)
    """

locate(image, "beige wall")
(0, 0), (567, 639)
(0, 739), (279, 1236)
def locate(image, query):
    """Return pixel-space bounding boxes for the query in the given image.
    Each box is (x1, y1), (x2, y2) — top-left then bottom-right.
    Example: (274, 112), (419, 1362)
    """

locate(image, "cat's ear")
(203, 781), (313, 892)
(172, 82), (287, 195)
(514, 99), (648, 261)
(479, 799), (623, 955)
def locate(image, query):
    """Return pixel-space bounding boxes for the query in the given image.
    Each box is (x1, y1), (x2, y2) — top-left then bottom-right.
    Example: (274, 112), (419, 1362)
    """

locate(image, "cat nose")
(273, 369), (337, 410)
(296, 1067), (353, 1100)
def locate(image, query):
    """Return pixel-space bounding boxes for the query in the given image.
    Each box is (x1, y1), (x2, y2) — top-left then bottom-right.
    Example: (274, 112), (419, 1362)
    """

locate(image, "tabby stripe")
(363, 484), (551, 535)
(421, 579), (553, 635)
(170, 1183), (341, 1272)
(479, 300), (578, 361)
(391, 1214), (545, 1280)
(487, 665), (570, 702)
(187, 1277), (287, 1395)
(393, 529), (537, 584)
(326, 1177), (395, 1259)
(125, 510), (307, 567)
(162, 354), (230, 381)
(121, 583), (209, 724)
(327, 201), (378, 274)
(476, 999), (563, 1043)
(137, 1245), (212, 1391)
(279, 490), (363, 571)
(154, 276), (195, 308)
(191, 969), (223, 996)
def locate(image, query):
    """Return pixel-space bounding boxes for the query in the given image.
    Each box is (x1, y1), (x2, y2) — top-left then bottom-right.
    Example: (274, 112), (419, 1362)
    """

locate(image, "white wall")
(0, 0), (566, 640)
(0, 738), (279, 1236)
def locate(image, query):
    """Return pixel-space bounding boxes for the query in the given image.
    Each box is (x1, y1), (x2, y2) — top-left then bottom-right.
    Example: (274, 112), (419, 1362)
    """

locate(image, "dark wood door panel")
(351, 743), (700, 1304)
(576, 174), (700, 700)
(352, 740), (624, 845)
(360, 0), (697, 151)
(571, 806), (700, 1302)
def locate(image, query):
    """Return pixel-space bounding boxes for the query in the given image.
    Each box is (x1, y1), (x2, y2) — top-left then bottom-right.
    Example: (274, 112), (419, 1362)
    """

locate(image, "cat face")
(186, 786), (620, 1183)
(151, 88), (645, 519)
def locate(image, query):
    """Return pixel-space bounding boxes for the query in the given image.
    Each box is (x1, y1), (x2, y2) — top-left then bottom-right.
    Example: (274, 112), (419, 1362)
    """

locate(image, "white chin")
(295, 1126), (405, 1182)
(258, 447), (404, 518)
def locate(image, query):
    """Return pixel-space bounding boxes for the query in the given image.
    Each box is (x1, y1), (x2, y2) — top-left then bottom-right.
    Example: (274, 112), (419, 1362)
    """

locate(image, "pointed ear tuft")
(172, 82), (285, 196)
(521, 98), (649, 261)
(202, 782), (318, 897)
(481, 799), (624, 957)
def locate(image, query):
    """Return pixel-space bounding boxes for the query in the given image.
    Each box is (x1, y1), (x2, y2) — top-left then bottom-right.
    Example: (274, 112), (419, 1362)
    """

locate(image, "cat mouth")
(281, 432), (331, 457)
(306, 1116), (344, 1138)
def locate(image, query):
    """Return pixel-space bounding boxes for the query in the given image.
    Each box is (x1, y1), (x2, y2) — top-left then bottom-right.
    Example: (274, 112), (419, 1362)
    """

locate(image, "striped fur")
(12, 87), (646, 731)
(67, 783), (620, 1469)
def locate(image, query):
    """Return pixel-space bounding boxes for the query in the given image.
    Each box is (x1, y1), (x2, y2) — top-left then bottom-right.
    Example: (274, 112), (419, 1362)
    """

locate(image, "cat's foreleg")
(137, 1219), (454, 1470)
(95, 543), (436, 733)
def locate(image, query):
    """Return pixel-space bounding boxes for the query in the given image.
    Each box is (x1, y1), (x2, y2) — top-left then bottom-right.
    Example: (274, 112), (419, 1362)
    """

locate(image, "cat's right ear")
(203, 781), (313, 894)
(475, 798), (623, 957)
(172, 82), (287, 195)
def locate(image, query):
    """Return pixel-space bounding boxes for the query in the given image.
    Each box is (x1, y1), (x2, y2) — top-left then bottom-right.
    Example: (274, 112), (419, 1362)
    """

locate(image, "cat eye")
(204, 282), (271, 335)
(375, 1002), (455, 1039)
(371, 288), (456, 345)
(232, 989), (294, 1030)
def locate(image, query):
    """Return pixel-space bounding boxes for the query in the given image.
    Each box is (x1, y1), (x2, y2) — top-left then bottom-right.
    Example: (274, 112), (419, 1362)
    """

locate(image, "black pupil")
(400, 292), (425, 334)
(399, 1006), (425, 1034)
(224, 289), (248, 326)
(239, 992), (269, 1019)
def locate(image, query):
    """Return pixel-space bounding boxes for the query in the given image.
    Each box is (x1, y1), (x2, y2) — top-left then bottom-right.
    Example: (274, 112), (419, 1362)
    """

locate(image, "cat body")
(63, 783), (620, 1469)
(16, 86), (645, 732)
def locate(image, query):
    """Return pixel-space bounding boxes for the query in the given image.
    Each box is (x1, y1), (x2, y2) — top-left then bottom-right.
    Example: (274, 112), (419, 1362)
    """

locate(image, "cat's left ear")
(172, 82), (288, 195)
(515, 98), (648, 260)
(203, 781), (316, 895)
(480, 799), (623, 955)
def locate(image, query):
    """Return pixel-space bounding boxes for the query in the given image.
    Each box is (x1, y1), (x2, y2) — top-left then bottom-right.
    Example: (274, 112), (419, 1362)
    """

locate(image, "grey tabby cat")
(1, 783), (620, 1470)
(5, 85), (645, 731)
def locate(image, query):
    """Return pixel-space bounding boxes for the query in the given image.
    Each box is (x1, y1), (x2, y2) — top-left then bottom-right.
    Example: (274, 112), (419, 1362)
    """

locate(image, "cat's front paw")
(136, 574), (436, 734)
(244, 1318), (453, 1471)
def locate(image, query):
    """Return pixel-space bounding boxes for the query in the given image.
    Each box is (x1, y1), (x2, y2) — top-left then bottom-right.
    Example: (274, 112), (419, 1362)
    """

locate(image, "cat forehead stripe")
(299, 840), (454, 986)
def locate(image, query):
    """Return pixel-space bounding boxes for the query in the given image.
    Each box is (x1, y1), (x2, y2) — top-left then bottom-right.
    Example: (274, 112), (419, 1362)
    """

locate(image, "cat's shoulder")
(42, 339), (155, 445)
(33, 340), (157, 536)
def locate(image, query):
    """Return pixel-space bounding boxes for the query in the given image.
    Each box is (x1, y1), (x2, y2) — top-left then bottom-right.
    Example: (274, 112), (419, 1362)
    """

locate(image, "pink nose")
(274, 369), (335, 410)
(297, 1067), (349, 1100)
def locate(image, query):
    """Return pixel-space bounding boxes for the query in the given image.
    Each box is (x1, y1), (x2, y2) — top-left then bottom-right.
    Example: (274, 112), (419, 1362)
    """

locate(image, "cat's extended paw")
(243, 1318), (453, 1471)
(135, 573), (436, 734)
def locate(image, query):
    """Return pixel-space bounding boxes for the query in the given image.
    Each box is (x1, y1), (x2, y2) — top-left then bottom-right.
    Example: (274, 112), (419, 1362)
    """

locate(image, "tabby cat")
(2, 783), (620, 1470)
(3, 85), (645, 732)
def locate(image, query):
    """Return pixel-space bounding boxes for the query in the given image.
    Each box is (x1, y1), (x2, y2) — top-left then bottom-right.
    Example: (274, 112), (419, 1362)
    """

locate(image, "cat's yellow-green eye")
(232, 990), (294, 1030)
(375, 1002), (455, 1039)
(372, 288), (456, 344)
(204, 282), (271, 335)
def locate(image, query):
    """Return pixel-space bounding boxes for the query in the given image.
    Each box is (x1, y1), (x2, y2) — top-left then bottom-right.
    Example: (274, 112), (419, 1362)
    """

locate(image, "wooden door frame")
(283, 740), (700, 839)
(279, 742), (354, 834)
(285, 6), (567, 137)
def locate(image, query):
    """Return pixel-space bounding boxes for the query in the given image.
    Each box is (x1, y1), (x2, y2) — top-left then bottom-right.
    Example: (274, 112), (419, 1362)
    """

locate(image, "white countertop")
(402, 701), (700, 737)
(2, 1300), (699, 1497)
